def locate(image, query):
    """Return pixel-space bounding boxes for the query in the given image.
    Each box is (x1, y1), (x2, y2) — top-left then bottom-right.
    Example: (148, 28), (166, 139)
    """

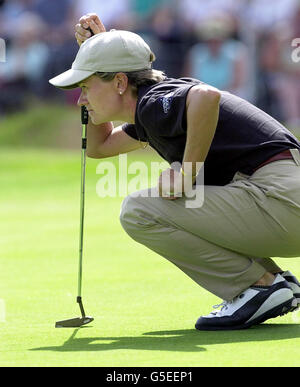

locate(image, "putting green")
(1, 148), (300, 367)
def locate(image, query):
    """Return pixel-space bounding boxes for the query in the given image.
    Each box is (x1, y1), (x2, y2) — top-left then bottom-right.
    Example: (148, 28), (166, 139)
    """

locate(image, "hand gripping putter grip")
(55, 106), (94, 328)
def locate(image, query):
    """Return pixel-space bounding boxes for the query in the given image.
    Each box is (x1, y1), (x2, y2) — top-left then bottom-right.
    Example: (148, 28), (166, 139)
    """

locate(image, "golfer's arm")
(86, 121), (143, 158)
(182, 85), (220, 177)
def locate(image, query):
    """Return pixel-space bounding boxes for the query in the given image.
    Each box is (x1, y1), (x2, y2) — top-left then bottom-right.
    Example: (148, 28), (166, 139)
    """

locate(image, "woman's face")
(77, 75), (121, 125)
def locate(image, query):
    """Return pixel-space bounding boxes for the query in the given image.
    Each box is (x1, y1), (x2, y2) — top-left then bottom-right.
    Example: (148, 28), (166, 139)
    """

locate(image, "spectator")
(74, 0), (130, 30)
(178, 0), (239, 27)
(129, 0), (173, 28)
(130, 0), (164, 18)
(184, 13), (250, 99)
(31, 1), (79, 100)
(0, 0), (38, 40)
(0, 11), (49, 113)
(146, 6), (190, 78)
(258, 5), (300, 133)
(239, 0), (299, 35)
(34, 0), (74, 27)
(32, 0), (77, 49)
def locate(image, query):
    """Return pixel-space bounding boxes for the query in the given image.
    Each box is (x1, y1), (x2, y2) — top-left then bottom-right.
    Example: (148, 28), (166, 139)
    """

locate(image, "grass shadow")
(143, 323), (300, 346)
(29, 323), (300, 353)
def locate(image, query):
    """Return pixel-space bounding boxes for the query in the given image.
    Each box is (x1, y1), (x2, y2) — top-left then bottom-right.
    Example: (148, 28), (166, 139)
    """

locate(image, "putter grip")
(87, 27), (94, 36)
(81, 106), (89, 125)
(80, 28), (94, 126)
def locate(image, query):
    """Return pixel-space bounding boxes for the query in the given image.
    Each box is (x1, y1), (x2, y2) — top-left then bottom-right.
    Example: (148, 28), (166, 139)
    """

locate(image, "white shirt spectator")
(239, 0), (299, 33)
(178, 0), (239, 25)
(75, 0), (130, 28)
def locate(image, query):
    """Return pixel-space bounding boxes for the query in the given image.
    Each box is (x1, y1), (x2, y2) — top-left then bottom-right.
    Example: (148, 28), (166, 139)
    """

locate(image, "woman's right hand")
(75, 13), (106, 46)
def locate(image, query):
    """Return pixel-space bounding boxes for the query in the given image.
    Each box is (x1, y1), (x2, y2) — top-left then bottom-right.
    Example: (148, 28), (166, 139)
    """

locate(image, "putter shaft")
(78, 115), (87, 301)
(54, 106), (93, 328)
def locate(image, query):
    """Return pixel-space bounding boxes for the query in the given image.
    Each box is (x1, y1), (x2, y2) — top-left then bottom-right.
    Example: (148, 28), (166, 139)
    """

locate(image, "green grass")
(0, 102), (79, 148)
(0, 147), (300, 367)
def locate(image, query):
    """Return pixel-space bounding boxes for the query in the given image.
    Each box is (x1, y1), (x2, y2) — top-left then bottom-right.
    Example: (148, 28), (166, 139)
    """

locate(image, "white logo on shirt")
(161, 93), (174, 114)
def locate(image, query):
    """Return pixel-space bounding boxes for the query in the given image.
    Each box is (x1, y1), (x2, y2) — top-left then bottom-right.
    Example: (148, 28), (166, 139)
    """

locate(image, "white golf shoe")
(281, 270), (300, 310)
(195, 274), (297, 331)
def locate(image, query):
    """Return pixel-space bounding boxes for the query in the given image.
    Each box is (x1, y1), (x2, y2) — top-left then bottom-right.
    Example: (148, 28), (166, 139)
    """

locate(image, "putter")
(55, 106), (94, 328)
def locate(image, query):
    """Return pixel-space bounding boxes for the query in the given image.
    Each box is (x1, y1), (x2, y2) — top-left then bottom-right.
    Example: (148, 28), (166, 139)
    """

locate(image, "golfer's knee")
(119, 194), (133, 227)
(119, 194), (155, 235)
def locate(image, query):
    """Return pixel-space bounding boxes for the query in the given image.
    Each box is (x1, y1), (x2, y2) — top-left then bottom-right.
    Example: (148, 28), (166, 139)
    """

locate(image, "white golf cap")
(49, 30), (155, 89)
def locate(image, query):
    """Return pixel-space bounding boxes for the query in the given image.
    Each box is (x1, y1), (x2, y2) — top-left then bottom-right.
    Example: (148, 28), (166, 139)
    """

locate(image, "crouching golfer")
(49, 14), (300, 330)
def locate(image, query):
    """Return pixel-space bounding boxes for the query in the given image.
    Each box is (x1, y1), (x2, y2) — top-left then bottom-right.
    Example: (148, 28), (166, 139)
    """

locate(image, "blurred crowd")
(0, 0), (299, 132)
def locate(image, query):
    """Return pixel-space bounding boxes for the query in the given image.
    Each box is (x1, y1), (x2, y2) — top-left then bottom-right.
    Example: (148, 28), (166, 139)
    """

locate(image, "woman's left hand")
(158, 168), (184, 200)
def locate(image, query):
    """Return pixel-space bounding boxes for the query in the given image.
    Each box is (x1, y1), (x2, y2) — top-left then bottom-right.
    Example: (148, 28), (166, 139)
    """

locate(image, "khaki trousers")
(120, 149), (300, 300)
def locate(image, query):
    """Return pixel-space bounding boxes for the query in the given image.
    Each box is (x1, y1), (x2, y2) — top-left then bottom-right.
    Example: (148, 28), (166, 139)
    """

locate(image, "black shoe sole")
(195, 297), (296, 331)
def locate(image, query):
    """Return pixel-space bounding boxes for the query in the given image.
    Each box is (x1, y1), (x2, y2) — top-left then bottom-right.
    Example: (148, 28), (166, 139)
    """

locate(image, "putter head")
(55, 316), (94, 328)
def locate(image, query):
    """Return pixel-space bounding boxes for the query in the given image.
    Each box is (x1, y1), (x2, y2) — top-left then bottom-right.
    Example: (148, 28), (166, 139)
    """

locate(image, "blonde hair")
(95, 69), (166, 96)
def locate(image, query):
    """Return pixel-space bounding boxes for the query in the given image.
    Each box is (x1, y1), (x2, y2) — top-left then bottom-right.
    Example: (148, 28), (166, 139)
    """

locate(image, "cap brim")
(49, 69), (94, 89)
